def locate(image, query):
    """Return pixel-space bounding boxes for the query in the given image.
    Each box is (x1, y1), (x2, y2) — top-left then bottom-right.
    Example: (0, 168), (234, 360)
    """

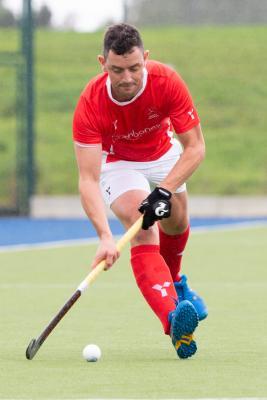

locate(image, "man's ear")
(144, 50), (149, 64)
(98, 55), (106, 72)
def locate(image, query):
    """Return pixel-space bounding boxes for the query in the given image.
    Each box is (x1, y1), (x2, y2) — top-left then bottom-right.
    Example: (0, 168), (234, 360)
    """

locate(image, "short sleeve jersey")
(73, 60), (200, 162)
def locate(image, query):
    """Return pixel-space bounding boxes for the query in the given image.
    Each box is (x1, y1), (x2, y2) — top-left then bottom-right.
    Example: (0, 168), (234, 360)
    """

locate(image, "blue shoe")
(174, 275), (208, 321)
(169, 300), (199, 359)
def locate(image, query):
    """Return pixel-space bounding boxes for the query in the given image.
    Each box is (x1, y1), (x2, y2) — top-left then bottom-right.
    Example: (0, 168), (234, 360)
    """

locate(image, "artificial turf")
(0, 226), (267, 399)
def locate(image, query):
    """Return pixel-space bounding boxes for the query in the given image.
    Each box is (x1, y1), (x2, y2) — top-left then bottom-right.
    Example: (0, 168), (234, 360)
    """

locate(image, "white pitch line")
(191, 220), (267, 234)
(0, 220), (266, 254)
(0, 237), (100, 253)
(0, 283), (75, 289)
(0, 282), (129, 289)
(0, 398), (266, 400)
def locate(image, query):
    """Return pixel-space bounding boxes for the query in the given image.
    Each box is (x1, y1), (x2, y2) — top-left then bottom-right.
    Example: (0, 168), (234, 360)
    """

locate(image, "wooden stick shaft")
(78, 216), (143, 291)
(27, 216), (143, 359)
(37, 290), (81, 345)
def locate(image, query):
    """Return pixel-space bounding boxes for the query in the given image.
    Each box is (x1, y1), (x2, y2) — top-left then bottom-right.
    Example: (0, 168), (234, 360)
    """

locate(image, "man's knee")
(160, 217), (189, 235)
(111, 189), (159, 246)
(132, 223), (159, 246)
(159, 192), (189, 235)
(117, 212), (159, 246)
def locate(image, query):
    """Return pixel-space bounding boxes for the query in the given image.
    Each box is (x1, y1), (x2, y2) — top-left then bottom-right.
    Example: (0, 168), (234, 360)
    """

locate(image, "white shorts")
(100, 139), (186, 206)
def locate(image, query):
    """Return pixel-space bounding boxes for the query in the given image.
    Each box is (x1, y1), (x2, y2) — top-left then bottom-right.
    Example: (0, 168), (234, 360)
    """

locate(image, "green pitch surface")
(1, 226), (267, 399)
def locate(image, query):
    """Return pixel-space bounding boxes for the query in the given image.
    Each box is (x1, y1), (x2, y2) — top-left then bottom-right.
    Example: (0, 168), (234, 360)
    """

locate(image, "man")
(73, 23), (207, 359)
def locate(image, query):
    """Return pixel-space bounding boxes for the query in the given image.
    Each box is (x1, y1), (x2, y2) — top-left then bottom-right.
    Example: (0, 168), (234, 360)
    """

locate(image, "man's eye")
(113, 68), (123, 74)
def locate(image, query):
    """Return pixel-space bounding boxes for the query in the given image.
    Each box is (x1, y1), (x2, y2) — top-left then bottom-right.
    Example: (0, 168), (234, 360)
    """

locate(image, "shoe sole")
(171, 300), (199, 359)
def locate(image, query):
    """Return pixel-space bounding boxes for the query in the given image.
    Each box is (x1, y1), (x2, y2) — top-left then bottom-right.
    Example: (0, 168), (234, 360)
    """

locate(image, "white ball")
(82, 344), (101, 362)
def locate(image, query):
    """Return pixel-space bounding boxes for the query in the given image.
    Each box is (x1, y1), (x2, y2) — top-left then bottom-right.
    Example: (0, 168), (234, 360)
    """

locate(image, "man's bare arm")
(74, 143), (119, 268)
(160, 124), (205, 192)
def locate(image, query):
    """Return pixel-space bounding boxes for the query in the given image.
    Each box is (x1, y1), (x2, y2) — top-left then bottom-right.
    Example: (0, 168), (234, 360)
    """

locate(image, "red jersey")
(73, 60), (200, 162)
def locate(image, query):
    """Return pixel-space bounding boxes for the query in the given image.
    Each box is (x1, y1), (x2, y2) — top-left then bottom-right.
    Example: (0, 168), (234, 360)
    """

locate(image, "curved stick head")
(26, 338), (41, 360)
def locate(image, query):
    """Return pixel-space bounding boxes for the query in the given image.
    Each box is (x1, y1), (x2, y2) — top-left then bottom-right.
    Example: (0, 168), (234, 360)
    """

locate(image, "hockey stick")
(25, 216), (143, 360)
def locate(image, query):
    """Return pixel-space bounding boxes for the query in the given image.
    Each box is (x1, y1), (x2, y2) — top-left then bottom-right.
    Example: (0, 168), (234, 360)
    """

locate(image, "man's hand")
(138, 187), (172, 230)
(91, 236), (120, 270)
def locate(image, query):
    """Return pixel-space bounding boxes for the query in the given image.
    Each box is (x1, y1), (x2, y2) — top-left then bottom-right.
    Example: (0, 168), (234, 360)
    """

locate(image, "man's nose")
(121, 69), (133, 82)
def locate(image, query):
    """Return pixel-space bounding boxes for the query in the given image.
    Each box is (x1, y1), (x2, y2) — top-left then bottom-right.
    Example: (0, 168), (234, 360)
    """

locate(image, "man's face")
(99, 46), (149, 102)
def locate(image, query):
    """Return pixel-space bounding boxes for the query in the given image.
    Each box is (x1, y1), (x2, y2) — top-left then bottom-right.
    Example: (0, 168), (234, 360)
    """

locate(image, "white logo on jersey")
(152, 282), (171, 297)
(188, 109), (195, 120)
(113, 120), (118, 131)
(112, 123), (161, 142)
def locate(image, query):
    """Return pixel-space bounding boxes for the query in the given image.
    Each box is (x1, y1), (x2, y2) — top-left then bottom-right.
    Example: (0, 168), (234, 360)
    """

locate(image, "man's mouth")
(119, 83), (135, 88)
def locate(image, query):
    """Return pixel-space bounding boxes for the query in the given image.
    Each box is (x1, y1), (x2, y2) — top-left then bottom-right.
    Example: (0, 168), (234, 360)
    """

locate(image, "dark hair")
(103, 23), (144, 58)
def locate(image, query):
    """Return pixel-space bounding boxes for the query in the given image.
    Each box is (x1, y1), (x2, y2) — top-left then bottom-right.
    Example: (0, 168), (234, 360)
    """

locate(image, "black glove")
(138, 187), (172, 230)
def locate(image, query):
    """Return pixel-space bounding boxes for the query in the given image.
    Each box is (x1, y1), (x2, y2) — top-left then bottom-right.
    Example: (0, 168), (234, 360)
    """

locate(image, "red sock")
(159, 225), (190, 282)
(131, 244), (177, 334)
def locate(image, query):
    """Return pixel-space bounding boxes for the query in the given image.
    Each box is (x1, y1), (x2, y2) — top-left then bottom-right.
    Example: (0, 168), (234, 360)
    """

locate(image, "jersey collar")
(106, 67), (148, 106)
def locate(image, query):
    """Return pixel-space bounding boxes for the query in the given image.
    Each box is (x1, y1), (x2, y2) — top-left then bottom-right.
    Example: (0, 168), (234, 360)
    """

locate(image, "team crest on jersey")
(147, 107), (160, 120)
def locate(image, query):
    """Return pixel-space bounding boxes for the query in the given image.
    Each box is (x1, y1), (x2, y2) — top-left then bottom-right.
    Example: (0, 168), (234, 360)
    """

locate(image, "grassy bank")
(0, 26), (266, 197)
